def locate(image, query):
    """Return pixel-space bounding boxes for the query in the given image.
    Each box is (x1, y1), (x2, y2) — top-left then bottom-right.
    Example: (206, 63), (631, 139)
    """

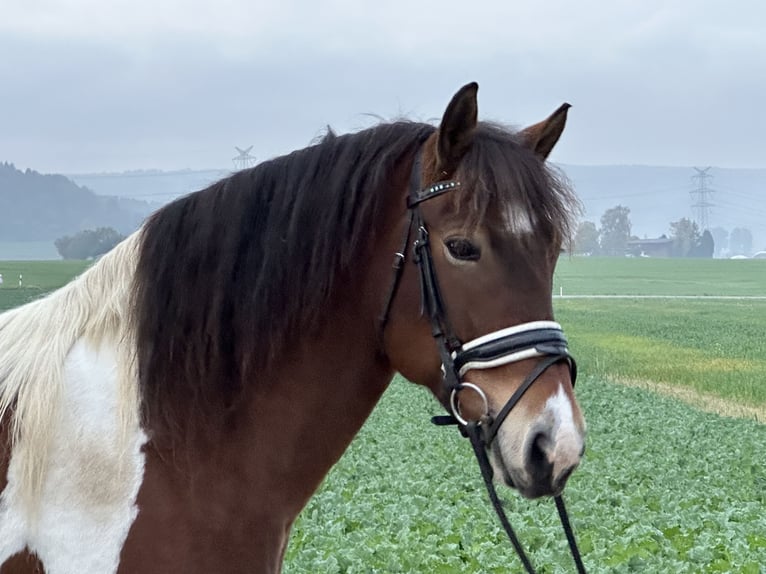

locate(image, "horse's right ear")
(519, 103), (571, 160)
(436, 82), (479, 174)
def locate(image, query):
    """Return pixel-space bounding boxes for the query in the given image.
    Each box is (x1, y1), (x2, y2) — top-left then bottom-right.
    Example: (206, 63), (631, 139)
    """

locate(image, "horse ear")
(437, 82), (479, 173)
(519, 103), (571, 160)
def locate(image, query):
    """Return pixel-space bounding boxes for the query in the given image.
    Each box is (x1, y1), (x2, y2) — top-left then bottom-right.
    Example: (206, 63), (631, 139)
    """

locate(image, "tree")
(573, 221), (599, 254)
(730, 227), (753, 256)
(669, 218), (701, 257)
(689, 229), (714, 258)
(55, 227), (125, 260)
(709, 227), (729, 257)
(599, 205), (632, 256)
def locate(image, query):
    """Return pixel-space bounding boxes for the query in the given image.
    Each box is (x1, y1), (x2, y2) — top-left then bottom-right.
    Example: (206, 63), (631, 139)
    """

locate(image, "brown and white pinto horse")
(0, 83), (585, 573)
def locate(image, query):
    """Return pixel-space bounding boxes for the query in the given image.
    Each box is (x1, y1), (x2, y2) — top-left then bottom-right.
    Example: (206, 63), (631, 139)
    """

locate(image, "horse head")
(383, 83), (586, 499)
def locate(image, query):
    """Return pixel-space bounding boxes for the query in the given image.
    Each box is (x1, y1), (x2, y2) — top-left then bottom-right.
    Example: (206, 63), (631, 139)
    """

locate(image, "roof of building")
(627, 237), (673, 246)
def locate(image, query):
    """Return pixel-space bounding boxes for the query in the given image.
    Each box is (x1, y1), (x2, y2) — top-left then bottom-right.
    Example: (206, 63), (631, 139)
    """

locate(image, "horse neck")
(150, 234), (401, 527)
(260, 273), (396, 490)
(123, 185), (413, 570)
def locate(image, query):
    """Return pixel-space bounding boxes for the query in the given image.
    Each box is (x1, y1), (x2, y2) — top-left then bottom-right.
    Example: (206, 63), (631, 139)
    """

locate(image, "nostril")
(528, 431), (553, 468)
(557, 464), (575, 486)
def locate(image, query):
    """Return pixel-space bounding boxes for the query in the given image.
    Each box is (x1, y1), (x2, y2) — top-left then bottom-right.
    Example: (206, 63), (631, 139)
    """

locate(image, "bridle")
(379, 148), (587, 574)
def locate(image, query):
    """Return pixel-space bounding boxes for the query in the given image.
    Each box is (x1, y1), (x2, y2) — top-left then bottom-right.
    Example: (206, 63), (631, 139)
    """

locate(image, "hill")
(69, 164), (766, 253)
(0, 162), (155, 242)
(69, 169), (230, 205)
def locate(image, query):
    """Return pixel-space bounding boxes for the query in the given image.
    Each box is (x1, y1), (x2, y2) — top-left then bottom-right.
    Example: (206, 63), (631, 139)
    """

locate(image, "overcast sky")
(1, 0), (765, 174)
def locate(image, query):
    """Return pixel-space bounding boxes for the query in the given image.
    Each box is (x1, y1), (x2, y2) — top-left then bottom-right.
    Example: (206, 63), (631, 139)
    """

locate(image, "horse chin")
(490, 445), (563, 500)
(497, 464), (557, 500)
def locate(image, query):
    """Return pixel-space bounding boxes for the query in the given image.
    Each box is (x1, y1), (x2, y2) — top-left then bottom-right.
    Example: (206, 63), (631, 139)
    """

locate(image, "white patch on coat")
(0, 232), (141, 512)
(0, 232), (145, 572)
(0, 338), (147, 573)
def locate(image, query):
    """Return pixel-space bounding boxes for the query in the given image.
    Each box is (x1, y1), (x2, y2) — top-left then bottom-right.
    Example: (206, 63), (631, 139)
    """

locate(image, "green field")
(285, 378), (766, 573)
(556, 299), (766, 408)
(1, 258), (764, 571)
(551, 256), (766, 414)
(0, 260), (89, 311)
(554, 256), (765, 296)
(287, 257), (766, 572)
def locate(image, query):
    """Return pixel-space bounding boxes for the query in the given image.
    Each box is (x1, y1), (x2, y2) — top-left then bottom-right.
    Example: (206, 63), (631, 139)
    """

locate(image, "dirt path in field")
(612, 377), (765, 424)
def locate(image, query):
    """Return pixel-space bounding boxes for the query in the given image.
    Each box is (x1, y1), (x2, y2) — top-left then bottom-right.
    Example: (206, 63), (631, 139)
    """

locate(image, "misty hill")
(0, 162), (156, 241)
(69, 164), (766, 252)
(69, 169), (230, 205)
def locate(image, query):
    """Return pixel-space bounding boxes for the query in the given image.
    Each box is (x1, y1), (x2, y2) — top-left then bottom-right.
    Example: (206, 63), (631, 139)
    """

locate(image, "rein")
(380, 149), (587, 573)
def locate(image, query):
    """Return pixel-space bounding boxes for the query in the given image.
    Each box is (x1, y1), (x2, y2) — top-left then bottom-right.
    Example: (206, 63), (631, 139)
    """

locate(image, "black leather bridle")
(380, 148), (587, 574)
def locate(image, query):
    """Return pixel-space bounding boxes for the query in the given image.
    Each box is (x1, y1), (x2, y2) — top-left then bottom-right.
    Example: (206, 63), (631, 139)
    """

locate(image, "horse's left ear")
(437, 82), (479, 173)
(520, 103), (571, 160)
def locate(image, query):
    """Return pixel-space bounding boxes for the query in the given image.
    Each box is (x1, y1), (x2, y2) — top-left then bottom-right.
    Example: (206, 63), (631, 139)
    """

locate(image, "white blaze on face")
(0, 338), (146, 573)
(503, 206), (536, 236)
(543, 384), (583, 477)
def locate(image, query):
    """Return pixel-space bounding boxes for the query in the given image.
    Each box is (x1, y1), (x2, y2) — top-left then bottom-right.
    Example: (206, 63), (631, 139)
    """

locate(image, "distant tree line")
(708, 227), (753, 257)
(572, 204), (751, 258)
(55, 227), (125, 260)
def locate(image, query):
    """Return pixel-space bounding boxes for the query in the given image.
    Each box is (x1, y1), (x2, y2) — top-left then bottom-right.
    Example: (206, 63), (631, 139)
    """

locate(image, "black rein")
(380, 149), (587, 573)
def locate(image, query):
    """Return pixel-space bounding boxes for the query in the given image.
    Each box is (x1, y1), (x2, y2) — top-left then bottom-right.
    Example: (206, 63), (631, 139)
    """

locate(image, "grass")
(550, 256), (766, 416)
(554, 256), (766, 296)
(284, 377), (766, 573)
(555, 298), (766, 409)
(0, 260), (89, 310)
(0, 257), (764, 571)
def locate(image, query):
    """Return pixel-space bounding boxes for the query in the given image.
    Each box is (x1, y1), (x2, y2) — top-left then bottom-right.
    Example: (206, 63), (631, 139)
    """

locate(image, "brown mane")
(131, 120), (578, 438)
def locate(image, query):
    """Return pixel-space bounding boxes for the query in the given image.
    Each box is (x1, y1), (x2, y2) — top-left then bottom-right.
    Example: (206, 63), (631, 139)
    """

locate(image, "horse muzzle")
(447, 322), (585, 499)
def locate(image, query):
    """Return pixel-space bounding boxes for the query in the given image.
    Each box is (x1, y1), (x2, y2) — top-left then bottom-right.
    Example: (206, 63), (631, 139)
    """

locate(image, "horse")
(0, 82), (586, 573)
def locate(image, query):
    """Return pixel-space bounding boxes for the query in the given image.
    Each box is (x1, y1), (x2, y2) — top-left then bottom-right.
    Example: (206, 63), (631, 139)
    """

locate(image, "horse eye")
(445, 237), (481, 261)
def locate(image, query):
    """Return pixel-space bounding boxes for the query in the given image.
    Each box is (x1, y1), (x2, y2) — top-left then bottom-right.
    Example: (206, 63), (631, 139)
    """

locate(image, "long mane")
(131, 120), (580, 437)
(132, 122), (435, 435)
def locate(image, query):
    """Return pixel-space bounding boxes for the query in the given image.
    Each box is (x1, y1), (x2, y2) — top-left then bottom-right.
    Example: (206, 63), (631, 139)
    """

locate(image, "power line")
(690, 167), (715, 231)
(714, 199), (766, 219)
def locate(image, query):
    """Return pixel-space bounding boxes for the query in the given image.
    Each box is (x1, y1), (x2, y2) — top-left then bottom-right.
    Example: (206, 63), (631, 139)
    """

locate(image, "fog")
(1, 0), (764, 250)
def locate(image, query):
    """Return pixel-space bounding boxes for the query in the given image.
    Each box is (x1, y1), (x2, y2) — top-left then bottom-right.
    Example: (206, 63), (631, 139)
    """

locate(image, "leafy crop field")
(285, 377), (766, 573)
(1, 258), (764, 571)
(285, 258), (766, 572)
